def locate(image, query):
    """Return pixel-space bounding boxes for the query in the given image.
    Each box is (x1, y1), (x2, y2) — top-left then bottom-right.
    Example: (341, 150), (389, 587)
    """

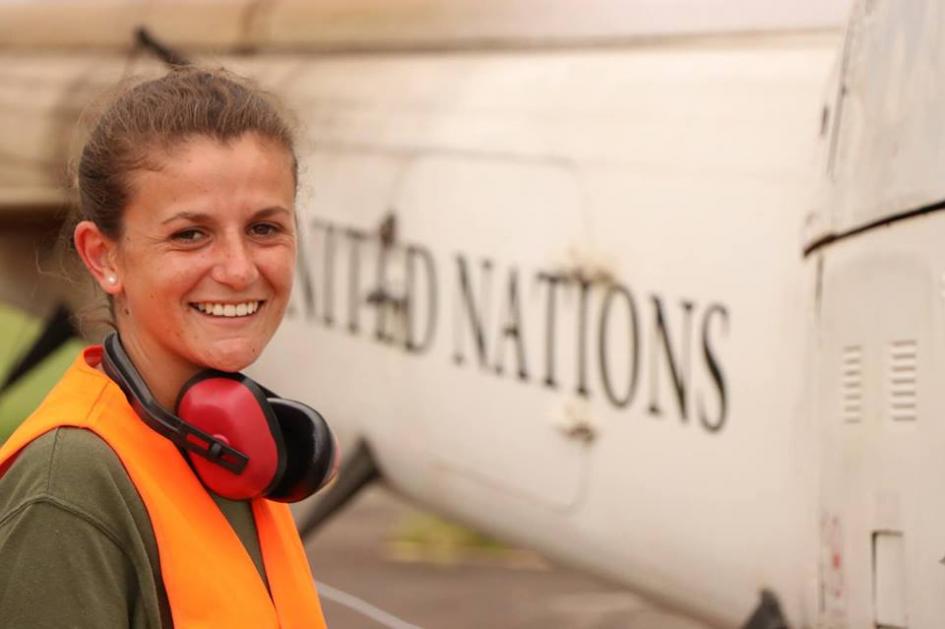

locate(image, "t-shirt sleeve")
(0, 498), (145, 628)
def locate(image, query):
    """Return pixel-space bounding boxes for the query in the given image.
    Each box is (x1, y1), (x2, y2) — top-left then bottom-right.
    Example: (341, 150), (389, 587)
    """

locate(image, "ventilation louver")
(841, 346), (863, 423)
(888, 340), (917, 422)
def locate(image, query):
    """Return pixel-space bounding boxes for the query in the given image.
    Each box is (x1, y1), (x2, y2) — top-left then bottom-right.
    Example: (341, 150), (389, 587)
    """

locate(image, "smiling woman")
(0, 68), (332, 628)
(76, 132), (298, 407)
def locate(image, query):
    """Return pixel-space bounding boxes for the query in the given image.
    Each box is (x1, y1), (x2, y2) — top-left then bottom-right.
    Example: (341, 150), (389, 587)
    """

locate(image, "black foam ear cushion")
(265, 398), (336, 503)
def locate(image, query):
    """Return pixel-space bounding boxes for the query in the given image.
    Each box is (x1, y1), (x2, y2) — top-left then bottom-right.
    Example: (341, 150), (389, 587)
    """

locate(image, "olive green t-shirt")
(0, 427), (270, 629)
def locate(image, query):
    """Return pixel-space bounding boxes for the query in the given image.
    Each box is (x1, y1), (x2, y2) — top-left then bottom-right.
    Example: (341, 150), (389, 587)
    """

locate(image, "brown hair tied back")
(76, 66), (298, 240)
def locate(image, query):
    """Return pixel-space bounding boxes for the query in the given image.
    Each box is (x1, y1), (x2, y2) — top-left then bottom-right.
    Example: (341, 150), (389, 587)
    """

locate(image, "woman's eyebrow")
(160, 207), (290, 225)
(253, 206), (292, 219)
(161, 211), (211, 225)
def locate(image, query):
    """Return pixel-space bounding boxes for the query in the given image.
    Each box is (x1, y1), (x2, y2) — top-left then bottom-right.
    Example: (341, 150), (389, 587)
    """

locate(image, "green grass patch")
(0, 304), (83, 443)
(388, 511), (546, 569)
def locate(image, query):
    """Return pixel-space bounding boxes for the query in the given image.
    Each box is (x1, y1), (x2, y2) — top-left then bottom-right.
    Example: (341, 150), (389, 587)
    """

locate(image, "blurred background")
(0, 2), (860, 627)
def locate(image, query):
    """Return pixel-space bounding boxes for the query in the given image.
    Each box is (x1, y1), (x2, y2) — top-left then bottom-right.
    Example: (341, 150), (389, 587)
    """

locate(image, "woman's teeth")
(193, 301), (261, 318)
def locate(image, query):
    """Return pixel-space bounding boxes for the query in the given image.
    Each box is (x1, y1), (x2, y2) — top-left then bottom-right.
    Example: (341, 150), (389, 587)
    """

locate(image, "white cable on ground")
(316, 580), (426, 629)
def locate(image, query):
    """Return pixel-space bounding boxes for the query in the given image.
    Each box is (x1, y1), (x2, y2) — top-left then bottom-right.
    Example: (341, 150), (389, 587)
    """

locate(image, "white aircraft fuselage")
(5, 1), (942, 626)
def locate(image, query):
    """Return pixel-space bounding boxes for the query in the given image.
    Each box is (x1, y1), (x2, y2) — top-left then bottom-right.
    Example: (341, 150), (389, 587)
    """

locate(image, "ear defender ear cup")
(265, 398), (338, 503)
(176, 372), (288, 500)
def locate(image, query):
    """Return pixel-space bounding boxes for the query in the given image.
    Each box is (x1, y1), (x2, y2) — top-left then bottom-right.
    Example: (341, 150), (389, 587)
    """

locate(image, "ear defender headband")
(102, 333), (337, 502)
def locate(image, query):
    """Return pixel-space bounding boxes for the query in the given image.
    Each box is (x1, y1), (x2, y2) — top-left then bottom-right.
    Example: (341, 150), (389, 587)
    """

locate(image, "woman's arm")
(0, 428), (170, 628)
(0, 499), (150, 628)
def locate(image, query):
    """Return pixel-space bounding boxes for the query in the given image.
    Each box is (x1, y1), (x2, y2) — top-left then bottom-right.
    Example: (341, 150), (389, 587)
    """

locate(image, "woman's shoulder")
(0, 427), (152, 543)
(0, 427), (172, 628)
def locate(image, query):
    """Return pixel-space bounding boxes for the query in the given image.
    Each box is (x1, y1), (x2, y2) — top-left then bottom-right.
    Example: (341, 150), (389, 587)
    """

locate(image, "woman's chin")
(195, 344), (263, 374)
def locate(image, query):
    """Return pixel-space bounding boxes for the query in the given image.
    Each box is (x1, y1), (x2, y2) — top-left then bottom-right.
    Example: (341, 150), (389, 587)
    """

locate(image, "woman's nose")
(211, 235), (259, 289)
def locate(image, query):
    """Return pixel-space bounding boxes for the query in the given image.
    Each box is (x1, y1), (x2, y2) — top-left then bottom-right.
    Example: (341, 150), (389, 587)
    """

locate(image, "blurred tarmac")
(303, 487), (712, 629)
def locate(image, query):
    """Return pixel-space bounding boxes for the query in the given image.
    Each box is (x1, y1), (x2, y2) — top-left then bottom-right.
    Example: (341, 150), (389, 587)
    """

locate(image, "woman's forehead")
(152, 133), (294, 176)
(124, 134), (296, 224)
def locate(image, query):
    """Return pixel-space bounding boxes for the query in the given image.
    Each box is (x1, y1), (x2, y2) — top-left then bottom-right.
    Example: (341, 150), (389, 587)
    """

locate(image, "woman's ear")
(74, 220), (123, 295)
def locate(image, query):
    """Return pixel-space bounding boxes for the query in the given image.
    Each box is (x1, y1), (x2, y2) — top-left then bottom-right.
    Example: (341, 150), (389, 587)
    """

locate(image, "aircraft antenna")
(134, 27), (191, 68)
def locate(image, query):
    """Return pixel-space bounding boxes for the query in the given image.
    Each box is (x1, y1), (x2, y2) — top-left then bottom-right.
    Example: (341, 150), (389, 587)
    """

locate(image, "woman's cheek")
(271, 249), (297, 292)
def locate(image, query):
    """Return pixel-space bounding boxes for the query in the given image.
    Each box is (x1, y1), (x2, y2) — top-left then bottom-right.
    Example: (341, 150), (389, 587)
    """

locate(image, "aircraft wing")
(0, 0), (850, 221)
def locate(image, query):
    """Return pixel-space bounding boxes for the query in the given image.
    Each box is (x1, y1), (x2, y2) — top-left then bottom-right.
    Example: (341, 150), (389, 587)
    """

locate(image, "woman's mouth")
(190, 300), (264, 318)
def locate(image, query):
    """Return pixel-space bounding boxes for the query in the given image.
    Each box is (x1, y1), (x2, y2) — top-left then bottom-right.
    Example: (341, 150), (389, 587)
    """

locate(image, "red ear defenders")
(101, 332), (337, 502)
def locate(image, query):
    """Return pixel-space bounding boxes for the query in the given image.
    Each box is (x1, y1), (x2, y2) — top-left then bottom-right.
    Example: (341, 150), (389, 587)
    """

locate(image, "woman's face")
(109, 132), (297, 379)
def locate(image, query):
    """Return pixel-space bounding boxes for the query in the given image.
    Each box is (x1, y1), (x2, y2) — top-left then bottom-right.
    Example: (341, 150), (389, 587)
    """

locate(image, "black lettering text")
(405, 245), (438, 354)
(698, 304), (729, 432)
(597, 283), (640, 408)
(536, 272), (568, 389)
(344, 228), (368, 335)
(648, 297), (694, 420)
(453, 256), (492, 368)
(493, 268), (528, 381)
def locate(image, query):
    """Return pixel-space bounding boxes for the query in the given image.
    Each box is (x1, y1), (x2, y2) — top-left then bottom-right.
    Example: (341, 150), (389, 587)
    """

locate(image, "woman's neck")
(114, 327), (200, 410)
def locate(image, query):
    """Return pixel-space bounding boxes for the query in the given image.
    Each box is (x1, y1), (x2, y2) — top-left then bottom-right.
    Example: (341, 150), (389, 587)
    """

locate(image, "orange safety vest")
(0, 346), (327, 629)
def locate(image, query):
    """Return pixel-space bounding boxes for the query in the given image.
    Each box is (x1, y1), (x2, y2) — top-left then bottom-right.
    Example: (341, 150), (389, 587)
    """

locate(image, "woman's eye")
(171, 229), (206, 243)
(250, 223), (280, 237)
